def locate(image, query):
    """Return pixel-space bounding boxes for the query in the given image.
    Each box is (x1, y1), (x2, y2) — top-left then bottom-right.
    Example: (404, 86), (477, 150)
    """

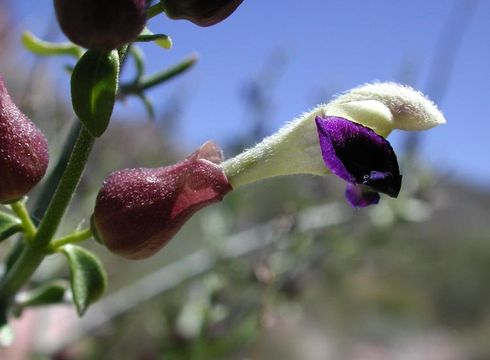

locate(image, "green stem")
(49, 228), (92, 250)
(147, 3), (165, 20)
(34, 128), (94, 249)
(10, 201), (36, 240)
(0, 128), (95, 300)
(33, 120), (82, 222)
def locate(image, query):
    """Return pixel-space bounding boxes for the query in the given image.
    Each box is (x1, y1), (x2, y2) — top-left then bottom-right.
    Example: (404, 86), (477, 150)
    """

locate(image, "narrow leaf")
(137, 27), (172, 49)
(22, 31), (83, 58)
(61, 245), (107, 316)
(71, 49), (120, 137)
(0, 212), (23, 242)
(120, 55), (197, 95)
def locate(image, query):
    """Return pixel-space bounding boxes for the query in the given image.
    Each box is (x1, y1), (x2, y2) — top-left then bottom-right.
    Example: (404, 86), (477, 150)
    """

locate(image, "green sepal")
(71, 49), (120, 137)
(60, 245), (107, 316)
(0, 212), (23, 242)
(22, 31), (83, 58)
(14, 280), (68, 315)
(137, 27), (172, 49)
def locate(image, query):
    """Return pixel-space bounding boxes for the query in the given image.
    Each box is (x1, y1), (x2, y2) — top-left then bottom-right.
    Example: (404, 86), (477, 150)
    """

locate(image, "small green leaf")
(61, 245), (107, 316)
(71, 49), (120, 137)
(0, 212), (23, 242)
(22, 31), (83, 58)
(137, 27), (172, 49)
(15, 280), (68, 310)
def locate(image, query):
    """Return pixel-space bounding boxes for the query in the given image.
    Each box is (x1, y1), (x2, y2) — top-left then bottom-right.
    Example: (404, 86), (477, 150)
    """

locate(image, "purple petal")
(315, 116), (401, 198)
(345, 183), (380, 208)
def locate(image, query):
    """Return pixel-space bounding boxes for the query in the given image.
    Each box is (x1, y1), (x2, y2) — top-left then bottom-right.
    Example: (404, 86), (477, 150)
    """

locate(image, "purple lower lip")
(315, 116), (401, 207)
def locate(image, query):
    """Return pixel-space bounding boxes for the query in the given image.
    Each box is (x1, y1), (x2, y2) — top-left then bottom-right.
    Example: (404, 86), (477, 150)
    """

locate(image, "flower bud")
(92, 142), (232, 259)
(161, 0), (243, 26)
(54, 0), (148, 50)
(0, 76), (49, 203)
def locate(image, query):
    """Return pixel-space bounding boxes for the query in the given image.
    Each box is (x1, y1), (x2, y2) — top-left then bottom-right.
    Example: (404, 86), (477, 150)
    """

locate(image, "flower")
(92, 141), (232, 259)
(161, 0), (244, 26)
(0, 76), (49, 203)
(54, 0), (148, 50)
(221, 82), (444, 207)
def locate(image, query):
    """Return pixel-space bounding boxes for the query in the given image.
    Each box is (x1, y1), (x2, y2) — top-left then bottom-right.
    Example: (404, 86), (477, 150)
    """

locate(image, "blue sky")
(10, 0), (490, 188)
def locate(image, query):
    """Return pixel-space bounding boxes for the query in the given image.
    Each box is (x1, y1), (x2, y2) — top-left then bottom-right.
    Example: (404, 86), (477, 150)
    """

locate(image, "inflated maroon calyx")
(161, 0), (244, 26)
(54, 0), (148, 51)
(93, 141), (232, 260)
(0, 76), (49, 203)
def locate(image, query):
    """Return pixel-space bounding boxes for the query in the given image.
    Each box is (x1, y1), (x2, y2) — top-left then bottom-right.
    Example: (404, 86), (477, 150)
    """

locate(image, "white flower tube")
(222, 82), (445, 189)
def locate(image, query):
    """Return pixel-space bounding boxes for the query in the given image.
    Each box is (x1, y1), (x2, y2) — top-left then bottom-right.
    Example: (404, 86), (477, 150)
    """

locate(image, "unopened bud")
(0, 76), (49, 203)
(54, 0), (148, 50)
(161, 0), (243, 26)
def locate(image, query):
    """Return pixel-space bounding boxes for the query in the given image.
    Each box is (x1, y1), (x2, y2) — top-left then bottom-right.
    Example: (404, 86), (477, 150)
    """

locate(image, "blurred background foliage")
(1, 1), (490, 359)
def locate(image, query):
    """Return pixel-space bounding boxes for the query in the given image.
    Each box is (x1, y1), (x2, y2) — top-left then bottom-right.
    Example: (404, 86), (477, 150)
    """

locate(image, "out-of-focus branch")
(403, 0), (479, 158)
(44, 202), (351, 353)
(424, 0), (479, 103)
